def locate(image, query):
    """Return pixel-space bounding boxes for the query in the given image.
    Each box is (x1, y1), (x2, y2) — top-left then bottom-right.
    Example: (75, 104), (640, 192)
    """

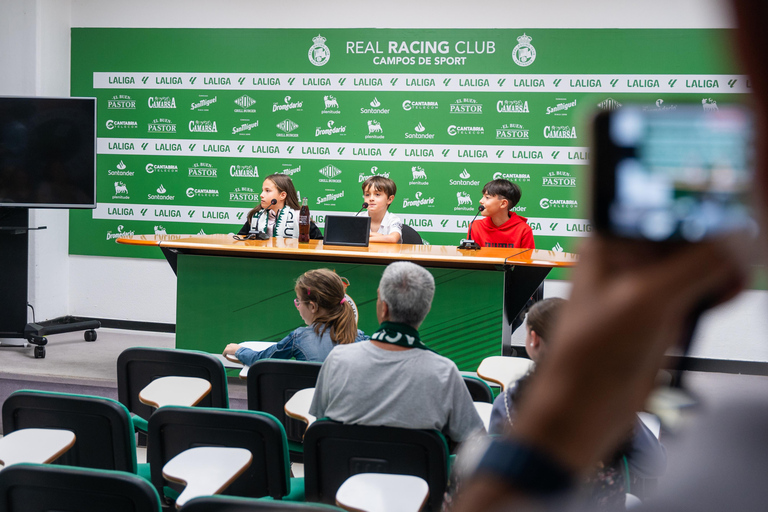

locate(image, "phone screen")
(593, 104), (755, 241)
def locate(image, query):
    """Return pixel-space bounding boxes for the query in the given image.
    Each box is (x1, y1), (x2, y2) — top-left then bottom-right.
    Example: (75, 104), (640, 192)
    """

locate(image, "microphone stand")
(458, 205), (485, 250)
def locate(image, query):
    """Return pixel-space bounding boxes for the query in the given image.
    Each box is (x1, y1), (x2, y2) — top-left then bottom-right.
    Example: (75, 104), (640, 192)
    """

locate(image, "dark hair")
(525, 297), (567, 343)
(362, 176), (397, 198)
(295, 269), (357, 345)
(482, 179), (522, 208)
(245, 174), (301, 225)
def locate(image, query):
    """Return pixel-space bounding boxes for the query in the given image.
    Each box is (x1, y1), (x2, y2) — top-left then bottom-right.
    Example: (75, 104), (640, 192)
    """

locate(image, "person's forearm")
(369, 232), (401, 243)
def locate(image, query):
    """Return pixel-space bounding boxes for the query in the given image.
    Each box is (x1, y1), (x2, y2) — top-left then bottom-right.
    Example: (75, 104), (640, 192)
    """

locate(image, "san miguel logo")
(308, 34), (331, 66)
(512, 33), (536, 67)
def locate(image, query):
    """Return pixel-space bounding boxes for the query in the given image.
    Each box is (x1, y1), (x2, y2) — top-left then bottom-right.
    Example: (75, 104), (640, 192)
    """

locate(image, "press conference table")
(117, 234), (576, 370)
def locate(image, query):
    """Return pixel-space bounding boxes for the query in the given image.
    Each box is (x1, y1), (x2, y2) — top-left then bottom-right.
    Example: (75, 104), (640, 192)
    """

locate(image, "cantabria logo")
(450, 99), (483, 114)
(512, 34), (536, 67)
(365, 120), (384, 139)
(497, 100), (529, 113)
(105, 120), (137, 130)
(145, 163), (178, 174)
(230, 164), (258, 177)
(543, 170), (576, 187)
(546, 99), (577, 116)
(496, 123), (529, 140)
(539, 198), (578, 209)
(315, 120), (346, 137)
(405, 122), (435, 139)
(106, 225), (134, 241)
(185, 187), (219, 198)
(235, 95), (257, 112)
(450, 169), (480, 186)
(189, 120), (218, 133)
(191, 96), (217, 111)
(317, 191), (344, 205)
(309, 34), (331, 66)
(273, 96), (303, 112)
(108, 95), (135, 109)
(493, 171), (531, 182)
(148, 118), (177, 133)
(229, 187), (260, 202)
(543, 125), (577, 139)
(149, 184), (175, 201)
(402, 191), (435, 208)
(362, 97), (390, 114)
(448, 125), (484, 136)
(232, 120), (259, 135)
(402, 100), (438, 111)
(188, 162), (218, 178)
(148, 97), (177, 109)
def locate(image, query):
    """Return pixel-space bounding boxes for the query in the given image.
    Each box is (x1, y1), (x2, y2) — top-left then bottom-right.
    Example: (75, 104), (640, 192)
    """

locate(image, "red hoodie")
(468, 213), (535, 249)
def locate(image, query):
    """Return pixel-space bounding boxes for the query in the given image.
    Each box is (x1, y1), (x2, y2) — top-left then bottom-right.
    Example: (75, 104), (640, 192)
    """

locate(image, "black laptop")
(323, 215), (371, 247)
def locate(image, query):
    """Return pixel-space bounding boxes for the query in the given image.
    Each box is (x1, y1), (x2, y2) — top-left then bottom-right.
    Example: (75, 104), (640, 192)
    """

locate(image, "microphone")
(246, 199), (278, 240)
(458, 205), (485, 250)
(355, 202), (369, 216)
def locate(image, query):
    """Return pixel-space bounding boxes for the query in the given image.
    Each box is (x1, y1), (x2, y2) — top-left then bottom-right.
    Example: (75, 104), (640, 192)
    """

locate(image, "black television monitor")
(0, 96), (96, 209)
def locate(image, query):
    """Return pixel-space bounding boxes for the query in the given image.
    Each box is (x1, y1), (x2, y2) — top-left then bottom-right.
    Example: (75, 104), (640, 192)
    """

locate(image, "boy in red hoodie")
(469, 179), (535, 249)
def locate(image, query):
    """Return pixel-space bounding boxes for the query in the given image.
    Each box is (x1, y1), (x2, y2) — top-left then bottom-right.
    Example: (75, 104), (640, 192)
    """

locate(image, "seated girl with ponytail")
(236, 173), (322, 239)
(223, 269), (368, 364)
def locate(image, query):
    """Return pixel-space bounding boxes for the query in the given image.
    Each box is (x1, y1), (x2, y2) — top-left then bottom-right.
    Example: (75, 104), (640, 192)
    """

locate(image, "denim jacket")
(235, 325), (368, 365)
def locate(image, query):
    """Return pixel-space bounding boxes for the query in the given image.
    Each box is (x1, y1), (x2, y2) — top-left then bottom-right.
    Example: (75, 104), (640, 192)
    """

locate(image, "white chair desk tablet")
(138, 376), (212, 408)
(162, 446), (253, 508)
(0, 428), (76, 468)
(336, 473), (430, 512)
(473, 402), (494, 432)
(476, 356), (534, 392)
(284, 387), (316, 427)
(222, 341), (277, 379)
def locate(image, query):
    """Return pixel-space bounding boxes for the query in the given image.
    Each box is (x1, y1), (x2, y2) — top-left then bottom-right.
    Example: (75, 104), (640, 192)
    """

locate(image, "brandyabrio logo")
(317, 190), (344, 205)
(277, 119), (299, 137)
(108, 160), (134, 176)
(229, 186), (259, 202)
(232, 120), (259, 135)
(543, 170), (576, 187)
(362, 97), (390, 114)
(309, 34), (331, 66)
(235, 95), (257, 112)
(405, 122), (435, 139)
(315, 120), (346, 137)
(546, 98), (577, 115)
(450, 98), (483, 114)
(402, 191), (435, 209)
(230, 164), (258, 177)
(543, 125), (577, 139)
(319, 165), (342, 183)
(149, 184), (175, 201)
(448, 125), (484, 136)
(273, 95), (303, 112)
(281, 166), (301, 176)
(191, 96), (217, 111)
(105, 120), (137, 130)
(365, 120), (384, 139)
(597, 98), (622, 110)
(496, 123), (529, 140)
(512, 33), (536, 67)
(112, 181), (129, 199)
(148, 96), (177, 109)
(497, 100), (529, 113)
(539, 198), (578, 209)
(106, 224), (135, 241)
(108, 95), (135, 109)
(402, 99), (438, 111)
(450, 169), (480, 186)
(148, 118), (177, 133)
(185, 187), (219, 198)
(188, 162), (218, 178)
(145, 163), (178, 174)
(189, 120), (218, 133)
(321, 95), (340, 114)
(493, 171), (531, 182)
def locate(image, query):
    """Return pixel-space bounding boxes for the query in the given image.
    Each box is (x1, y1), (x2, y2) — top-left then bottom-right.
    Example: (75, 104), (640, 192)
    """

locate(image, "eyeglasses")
(294, 299), (310, 308)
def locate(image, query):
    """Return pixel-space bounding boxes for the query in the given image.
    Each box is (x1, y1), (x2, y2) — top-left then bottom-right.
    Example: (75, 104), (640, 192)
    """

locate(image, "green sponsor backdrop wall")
(70, 28), (745, 278)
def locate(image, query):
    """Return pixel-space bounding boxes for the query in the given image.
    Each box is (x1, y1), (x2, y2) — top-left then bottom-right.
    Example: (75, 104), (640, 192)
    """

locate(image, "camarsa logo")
(497, 100), (529, 113)
(230, 164), (258, 177)
(308, 34), (331, 66)
(148, 96), (177, 109)
(189, 120), (218, 133)
(543, 125), (577, 139)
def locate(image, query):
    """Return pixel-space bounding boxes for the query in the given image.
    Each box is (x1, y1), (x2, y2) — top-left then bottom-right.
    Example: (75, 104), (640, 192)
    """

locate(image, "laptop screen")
(323, 215), (372, 247)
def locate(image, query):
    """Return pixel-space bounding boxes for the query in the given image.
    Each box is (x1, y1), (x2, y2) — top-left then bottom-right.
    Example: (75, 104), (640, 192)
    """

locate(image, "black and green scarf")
(370, 321), (431, 351)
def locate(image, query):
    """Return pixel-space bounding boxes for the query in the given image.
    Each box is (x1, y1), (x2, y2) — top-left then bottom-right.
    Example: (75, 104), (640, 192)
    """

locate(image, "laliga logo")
(309, 34), (330, 66)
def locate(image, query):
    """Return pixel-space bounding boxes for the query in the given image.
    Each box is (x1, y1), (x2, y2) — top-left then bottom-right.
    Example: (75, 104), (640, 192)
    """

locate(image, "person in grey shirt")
(309, 261), (485, 443)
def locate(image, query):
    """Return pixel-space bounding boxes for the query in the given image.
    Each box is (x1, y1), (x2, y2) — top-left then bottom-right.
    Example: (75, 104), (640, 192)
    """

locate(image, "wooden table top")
(117, 234), (577, 270)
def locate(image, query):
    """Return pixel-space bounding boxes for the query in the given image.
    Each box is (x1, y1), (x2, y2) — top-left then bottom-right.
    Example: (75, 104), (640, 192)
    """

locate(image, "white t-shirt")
(368, 210), (403, 237)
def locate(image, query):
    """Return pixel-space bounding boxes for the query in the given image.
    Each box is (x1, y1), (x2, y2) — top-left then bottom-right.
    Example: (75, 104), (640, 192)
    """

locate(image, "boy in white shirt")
(362, 176), (403, 243)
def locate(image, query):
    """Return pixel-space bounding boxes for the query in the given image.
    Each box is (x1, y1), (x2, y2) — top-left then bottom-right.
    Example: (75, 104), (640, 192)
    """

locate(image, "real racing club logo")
(309, 34), (330, 66)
